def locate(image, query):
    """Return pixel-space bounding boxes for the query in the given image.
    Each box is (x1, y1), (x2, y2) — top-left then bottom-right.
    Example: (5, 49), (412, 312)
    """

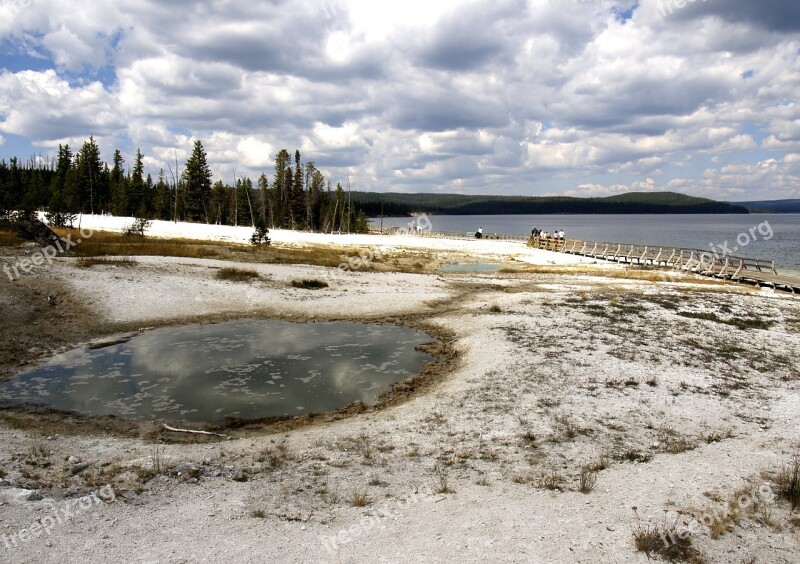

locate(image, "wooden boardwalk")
(528, 236), (800, 294)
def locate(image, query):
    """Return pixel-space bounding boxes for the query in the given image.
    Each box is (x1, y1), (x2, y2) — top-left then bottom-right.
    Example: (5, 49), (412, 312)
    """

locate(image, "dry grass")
(350, 488), (370, 507)
(77, 257), (138, 268)
(578, 466), (597, 493)
(632, 519), (704, 562)
(0, 228), (22, 247)
(428, 460), (455, 494)
(216, 267), (261, 282)
(257, 443), (293, 471)
(54, 228), (220, 259)
(777, 459), (800, 512)
(290, 279), (329, 289)
(538, 469), (565, 491)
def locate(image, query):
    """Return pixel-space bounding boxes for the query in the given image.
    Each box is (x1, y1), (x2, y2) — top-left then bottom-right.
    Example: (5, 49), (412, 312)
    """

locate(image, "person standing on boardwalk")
(559, 229), (565, 240)
(476, 227), (483, 239)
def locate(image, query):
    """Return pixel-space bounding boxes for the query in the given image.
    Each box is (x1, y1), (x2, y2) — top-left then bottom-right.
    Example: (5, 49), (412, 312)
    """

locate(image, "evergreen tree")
(210, 180), (228, 225)
(257, 173), (270, 226)
(75, 137), (102, 214)
(154, 170), (172, 220)
(273, 149), (290, 227)
(46, 145), (77, 227)
(236, 176), (254, 227)
(182, 140), (212, 223)
(129, 148), (145, 216)
(110, 150), (128, 216)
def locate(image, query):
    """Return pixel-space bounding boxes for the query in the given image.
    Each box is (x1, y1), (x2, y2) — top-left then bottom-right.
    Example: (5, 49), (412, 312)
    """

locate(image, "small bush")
(290, 279), (329, 290)
(123, 218), (152, 237)
(428, 460), (455, 494)
(633, 520), (701, 561)
(257, 443), (292, 470)
(578, 466), (597, 493)
(489, 304), (502, 313)
(250, 219), (271, 246)
(217, 268), (261, 282)
(44, 211), (77, 228)
(350, 488), (370, 507)
(538, 469), (565, 491)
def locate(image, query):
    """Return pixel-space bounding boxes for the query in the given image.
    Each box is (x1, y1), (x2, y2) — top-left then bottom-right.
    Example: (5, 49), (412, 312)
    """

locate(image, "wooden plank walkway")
(528, 236), (800, 294)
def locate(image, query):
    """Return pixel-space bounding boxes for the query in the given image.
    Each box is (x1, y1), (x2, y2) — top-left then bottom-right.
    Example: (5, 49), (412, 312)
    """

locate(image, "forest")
(352, 190), (751, 216)
(0, 138), (370, 233)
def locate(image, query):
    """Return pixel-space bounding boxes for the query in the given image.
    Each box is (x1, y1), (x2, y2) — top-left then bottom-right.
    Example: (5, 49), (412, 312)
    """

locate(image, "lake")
(0, 320), (434, 425)
(372, 214), (800, 275)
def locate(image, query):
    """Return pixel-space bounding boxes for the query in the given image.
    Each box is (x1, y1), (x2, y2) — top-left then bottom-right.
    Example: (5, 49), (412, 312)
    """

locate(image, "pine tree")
(45, 144), (77, 227)
(75, 137), (102, 214)
(210, 180), (228, 225)
(110, 150), (128, 216)
(257, 173), (270, 226)
(273, 149), (290, 227)
(129, 148), (145, 216)
(182, 140), (212, 223)
(154, 170), (172, 220)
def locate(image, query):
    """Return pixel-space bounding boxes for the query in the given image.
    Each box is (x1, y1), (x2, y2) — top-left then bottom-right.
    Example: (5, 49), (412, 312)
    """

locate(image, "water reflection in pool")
(0, 320), (434, 424)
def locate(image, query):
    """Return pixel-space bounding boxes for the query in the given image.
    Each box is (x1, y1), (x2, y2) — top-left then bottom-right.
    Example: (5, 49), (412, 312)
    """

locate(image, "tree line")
(350, 191), (750, 216)
(0, 137), (369, 232)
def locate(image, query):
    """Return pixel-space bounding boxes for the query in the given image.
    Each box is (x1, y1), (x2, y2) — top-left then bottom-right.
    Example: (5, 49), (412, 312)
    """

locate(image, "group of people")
(531, 226), (564, 240)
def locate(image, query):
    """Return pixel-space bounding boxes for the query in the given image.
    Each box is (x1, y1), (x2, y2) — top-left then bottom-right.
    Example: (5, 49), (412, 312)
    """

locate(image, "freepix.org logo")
(657, 0), (707, 19)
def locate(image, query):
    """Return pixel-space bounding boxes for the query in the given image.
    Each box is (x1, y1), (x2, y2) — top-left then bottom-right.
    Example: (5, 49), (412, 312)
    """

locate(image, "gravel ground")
(1, 229), (799, 564)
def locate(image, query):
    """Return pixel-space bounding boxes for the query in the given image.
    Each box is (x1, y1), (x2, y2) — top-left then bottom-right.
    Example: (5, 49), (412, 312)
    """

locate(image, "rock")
(68, 462), (93, 476)
(67, 455), (81, 464)
(170, 462), (202, 480)
(0, 480), (11, 488)
(23, 490), (43, 502)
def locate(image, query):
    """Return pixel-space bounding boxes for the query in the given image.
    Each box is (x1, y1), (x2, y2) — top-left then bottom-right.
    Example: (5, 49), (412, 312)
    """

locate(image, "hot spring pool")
(0, 320), (435, 425)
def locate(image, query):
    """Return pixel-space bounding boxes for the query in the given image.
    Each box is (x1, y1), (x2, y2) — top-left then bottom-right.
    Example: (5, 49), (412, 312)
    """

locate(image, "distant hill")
(352, 191), (750, 216)
(733, 199), (800, 213)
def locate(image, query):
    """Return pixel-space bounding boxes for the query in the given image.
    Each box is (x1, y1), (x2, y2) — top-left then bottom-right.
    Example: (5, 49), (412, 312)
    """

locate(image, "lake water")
(0, 320), (434, 425)
(372, 214), (800, 275)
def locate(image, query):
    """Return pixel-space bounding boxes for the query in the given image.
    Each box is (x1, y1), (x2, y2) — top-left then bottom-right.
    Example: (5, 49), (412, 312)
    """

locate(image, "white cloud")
(0, 0), (797, 199)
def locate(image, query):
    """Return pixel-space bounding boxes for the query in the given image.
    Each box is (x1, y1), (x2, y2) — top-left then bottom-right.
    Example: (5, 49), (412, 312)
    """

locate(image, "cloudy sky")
(0, 0), (798, 201)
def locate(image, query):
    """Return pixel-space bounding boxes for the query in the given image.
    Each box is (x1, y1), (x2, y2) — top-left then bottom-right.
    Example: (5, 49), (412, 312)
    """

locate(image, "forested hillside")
(735, 199), (800, 213)
(352, 191), (750, 216)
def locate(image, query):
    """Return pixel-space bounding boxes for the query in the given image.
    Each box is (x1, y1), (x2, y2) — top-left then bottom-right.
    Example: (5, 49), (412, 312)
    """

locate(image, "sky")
(0, 0), (799, 201)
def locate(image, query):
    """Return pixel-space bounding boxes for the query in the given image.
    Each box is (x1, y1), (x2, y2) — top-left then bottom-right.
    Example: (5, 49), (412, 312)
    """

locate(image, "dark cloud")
(663, 0), (800, 32)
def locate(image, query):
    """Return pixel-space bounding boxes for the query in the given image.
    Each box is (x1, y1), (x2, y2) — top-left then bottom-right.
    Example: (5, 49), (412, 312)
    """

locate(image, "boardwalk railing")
(373, 228), (528, 241)
(528, 236), (799, 294)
